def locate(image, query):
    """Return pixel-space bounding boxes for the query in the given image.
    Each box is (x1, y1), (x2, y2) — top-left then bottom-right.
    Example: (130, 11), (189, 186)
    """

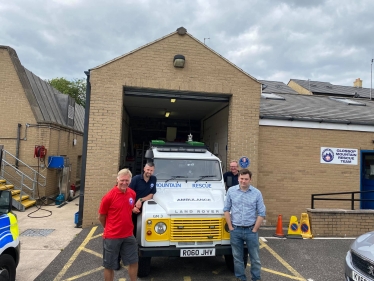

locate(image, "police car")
(0, 189), (20, 281)
(135, 139), (246, 277)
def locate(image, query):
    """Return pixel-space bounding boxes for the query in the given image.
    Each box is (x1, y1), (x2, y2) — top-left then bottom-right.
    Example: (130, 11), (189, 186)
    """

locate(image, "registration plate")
(352, 270), (372, 281)
(180, 248), (215, 257)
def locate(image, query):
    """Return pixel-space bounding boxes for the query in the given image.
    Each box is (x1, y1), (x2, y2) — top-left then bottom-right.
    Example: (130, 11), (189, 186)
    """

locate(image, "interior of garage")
(120, 87), (230, 175)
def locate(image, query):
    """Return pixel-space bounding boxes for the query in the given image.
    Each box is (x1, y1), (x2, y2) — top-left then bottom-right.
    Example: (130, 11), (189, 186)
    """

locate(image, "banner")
(320, 147), (358, 165)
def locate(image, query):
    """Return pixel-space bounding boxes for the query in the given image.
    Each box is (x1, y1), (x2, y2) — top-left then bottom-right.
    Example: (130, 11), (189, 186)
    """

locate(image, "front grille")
(170, 219), (222, 241)
(351, 251), (374, 279)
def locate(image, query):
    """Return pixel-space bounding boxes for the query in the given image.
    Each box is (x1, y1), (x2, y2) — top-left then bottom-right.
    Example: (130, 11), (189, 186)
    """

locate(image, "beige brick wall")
(307, 209), (374, 237)
(259, 125), (374, 226)
(0, 48), (83, 200)
(288, 80), (312, 95)
(84, 33), (261, 226)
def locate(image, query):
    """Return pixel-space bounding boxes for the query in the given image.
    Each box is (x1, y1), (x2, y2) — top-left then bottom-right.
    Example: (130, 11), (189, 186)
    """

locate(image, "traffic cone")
(300, 213), (313, 239)
(274, 215), (285, 238)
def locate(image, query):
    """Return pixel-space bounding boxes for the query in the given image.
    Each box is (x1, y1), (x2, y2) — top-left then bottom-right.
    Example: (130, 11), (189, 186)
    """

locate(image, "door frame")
(360, 150), (374, 209)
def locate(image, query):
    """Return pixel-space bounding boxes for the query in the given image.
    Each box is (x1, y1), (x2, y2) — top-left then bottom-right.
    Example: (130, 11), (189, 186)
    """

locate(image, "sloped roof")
(259, 80), (299, 94)
(260, 92), (374, 125)
(1, 45), (84, 133)
(289, 79), (371, 98)
(91, 27), (259, 83)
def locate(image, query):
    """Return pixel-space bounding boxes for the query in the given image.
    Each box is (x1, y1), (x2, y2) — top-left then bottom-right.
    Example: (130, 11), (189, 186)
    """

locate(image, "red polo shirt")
(98, 186), (136, 239)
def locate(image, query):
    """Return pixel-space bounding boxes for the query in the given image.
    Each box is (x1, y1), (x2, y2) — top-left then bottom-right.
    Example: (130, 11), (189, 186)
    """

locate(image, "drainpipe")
(15, 123), (21, 168)
(77, 70), (91, 228)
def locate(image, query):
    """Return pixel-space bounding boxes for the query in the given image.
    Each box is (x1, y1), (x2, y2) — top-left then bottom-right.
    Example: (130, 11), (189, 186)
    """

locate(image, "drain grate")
(20, 229), (55, 237)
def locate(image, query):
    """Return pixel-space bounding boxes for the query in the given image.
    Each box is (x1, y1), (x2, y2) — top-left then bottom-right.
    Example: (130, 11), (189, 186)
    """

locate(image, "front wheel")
(137, 256), (151, 277)
(224, 248), (248, 273)
(0, 254), (16, 281)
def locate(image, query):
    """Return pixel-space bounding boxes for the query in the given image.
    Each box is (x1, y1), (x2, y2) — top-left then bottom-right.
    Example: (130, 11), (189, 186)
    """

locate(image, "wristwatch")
(139, 198), (143, 202)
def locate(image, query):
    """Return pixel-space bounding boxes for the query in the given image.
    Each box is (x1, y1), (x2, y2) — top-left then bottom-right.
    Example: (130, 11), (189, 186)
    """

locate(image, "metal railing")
(311, 190), (374, 210)
(0, 149), (46, 200)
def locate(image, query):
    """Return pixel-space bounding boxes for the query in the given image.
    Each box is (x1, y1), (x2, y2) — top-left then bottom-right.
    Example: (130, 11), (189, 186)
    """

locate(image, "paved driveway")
(34, 226), (353, 281)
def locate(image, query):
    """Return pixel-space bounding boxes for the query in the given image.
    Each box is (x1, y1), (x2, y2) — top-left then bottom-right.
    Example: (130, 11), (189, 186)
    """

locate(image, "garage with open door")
(120, 87), (230, 175)
(81, 27), (261, 226)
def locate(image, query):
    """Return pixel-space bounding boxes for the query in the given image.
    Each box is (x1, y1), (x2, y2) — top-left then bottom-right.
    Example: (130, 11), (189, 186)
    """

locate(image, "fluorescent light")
(165, 112), (170, 117)
(170, 99), (176, 103)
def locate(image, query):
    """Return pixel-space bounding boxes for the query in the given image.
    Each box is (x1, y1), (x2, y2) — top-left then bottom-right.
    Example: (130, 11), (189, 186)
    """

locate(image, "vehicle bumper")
(15, 242), (20, 267)
(139, 244), (237, 257)
(345, 250), (374, 281)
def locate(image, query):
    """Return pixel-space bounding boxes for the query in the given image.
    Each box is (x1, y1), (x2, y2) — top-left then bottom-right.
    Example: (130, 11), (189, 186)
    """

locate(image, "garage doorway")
(120, 87), (230, 175)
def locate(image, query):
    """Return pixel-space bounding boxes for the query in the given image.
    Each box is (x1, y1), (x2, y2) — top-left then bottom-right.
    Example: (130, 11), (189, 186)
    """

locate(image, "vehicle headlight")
(154, 222), (167, 234)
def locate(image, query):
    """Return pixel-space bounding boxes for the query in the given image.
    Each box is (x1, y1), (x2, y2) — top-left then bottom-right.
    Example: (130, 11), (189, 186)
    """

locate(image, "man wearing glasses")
(223, 160), (239, 191)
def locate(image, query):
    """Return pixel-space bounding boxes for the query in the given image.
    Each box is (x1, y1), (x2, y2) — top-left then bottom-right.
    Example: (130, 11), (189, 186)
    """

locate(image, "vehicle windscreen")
(154, 159), (222, 181)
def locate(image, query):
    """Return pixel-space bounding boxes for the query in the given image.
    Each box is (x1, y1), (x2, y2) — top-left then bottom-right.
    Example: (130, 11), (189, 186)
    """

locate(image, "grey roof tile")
(259, 80), (299, 94)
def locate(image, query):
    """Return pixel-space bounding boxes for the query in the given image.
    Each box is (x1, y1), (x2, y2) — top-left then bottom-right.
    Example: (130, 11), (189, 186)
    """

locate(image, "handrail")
(311, 190), (374, 210)
(1, 149), (46, 200)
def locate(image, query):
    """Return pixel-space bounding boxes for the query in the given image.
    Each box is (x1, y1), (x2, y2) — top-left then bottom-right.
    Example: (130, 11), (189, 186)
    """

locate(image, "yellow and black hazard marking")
(53, 227), (306, 281)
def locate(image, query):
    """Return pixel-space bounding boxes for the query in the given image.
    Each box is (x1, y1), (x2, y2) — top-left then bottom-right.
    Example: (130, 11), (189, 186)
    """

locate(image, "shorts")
(103, 236), (138, 269)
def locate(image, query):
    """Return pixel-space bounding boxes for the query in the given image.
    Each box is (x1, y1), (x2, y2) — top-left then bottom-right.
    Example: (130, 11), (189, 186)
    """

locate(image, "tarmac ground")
(31, 222), (353, 281)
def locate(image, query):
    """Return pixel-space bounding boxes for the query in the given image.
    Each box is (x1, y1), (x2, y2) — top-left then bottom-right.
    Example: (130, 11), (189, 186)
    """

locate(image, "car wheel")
(224, 248), (248, 273)
(137, 256), (151, 277)
(0, 254), (16, 281)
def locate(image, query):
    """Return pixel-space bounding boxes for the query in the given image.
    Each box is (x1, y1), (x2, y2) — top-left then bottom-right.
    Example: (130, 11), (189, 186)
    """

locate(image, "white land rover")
(135, 140), (247, 277)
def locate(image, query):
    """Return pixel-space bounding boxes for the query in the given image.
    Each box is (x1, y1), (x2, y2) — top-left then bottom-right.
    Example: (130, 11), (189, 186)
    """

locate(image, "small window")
(261, 93), (285, 100)
(329, 97), (366, 106)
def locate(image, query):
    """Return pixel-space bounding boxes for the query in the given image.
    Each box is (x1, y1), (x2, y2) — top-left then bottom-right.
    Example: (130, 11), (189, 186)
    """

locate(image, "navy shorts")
(103, 236), (138, 269)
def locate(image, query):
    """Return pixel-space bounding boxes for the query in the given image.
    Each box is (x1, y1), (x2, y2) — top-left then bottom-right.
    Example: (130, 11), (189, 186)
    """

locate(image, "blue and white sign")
(239, 156), (250, 168)
(320, 147), (358, 165)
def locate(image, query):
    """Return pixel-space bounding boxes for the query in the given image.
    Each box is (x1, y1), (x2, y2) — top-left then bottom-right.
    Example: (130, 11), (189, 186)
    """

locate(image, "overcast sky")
(1, 0), (374, 87)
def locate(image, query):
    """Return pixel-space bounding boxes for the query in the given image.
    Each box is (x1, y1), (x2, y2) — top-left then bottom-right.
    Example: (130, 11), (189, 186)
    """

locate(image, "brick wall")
(83, 33), (261, 227)
(258, 125), (374, 226)
(287, 80), (312, 95)
(307, 208), (374, 237)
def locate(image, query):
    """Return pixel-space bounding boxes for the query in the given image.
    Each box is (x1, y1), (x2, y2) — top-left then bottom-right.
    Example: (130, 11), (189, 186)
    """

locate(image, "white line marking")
(260, 237), (268, 242)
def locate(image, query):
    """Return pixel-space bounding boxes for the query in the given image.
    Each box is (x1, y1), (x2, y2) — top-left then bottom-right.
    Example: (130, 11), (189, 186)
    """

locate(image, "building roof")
(289, 79), (372, 99)
(1, 45), (84, 133)
(260, 92), (374, 125)
(259, 80), (299, 94)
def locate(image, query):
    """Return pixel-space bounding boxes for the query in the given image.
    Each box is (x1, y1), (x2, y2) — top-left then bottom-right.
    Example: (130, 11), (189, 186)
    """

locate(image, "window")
(261, 93), (285, 100)
(329, 97), (366, 106)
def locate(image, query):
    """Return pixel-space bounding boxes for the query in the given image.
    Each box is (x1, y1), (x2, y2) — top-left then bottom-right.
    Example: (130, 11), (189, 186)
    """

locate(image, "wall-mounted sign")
(320, 147), (358, 165)
(239, 156), (250, 168)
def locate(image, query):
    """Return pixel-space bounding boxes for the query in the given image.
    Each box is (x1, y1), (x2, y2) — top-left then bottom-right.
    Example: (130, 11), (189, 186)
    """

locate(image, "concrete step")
(11, 190), (20, 196)
(0, 184), (14, 190)
(12, 194), (29, 201)
(21, 199), (36, 209)
(0, 179), (6, 184)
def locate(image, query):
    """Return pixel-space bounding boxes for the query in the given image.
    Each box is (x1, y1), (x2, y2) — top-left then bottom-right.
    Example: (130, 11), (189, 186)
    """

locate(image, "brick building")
(81, 27), (374, 227)
(0, 45), (84, 204)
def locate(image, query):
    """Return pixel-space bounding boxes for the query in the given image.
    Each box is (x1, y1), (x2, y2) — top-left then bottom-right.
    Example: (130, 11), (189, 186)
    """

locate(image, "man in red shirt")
(98, 169), (139, 281)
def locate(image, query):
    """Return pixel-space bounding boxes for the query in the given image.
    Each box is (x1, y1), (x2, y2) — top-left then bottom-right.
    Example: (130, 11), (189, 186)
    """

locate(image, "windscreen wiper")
(195, 175), (216, 183)
(165, 176), (185, 183)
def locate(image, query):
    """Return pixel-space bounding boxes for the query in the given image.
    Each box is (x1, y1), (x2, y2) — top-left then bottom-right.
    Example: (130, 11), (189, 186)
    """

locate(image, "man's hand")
(135, 199), (142, 209)
(132, 206), (140, 214)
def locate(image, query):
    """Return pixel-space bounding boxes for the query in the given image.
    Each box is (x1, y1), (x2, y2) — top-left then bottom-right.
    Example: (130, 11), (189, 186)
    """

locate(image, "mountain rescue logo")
(129, 198), (134, 206)
(150, 183), (154, 188)
(322, 148), (334, 162)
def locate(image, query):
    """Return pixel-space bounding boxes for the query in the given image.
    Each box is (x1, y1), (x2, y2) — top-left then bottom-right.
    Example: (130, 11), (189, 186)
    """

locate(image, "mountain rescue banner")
(320, 147), (358, 165)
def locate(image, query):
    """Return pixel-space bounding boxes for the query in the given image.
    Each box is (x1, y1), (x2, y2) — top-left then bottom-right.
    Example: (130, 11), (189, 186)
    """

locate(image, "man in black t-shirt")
(223, 160), (239, 191)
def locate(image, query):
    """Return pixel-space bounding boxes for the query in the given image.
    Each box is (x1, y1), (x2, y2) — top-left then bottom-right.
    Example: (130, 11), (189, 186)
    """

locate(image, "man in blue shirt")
(223, 169), (266, 281)
(131, 162), (157, 236)
(223, 160), (239, 191)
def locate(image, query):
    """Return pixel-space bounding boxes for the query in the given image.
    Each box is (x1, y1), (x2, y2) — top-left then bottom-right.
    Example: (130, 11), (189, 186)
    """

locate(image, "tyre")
(224, 248), (248, 273)
(137, 256), (151, 277)
(0, 254), (16, 281)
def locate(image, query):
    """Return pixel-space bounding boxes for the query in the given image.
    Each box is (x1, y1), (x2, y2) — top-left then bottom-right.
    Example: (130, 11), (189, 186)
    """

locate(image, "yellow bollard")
(300, 213), (313, 238)
(286, 215), (302, 239)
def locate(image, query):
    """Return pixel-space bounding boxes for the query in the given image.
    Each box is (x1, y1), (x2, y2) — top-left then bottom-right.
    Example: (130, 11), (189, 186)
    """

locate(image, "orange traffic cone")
(274, 215), (285, 238)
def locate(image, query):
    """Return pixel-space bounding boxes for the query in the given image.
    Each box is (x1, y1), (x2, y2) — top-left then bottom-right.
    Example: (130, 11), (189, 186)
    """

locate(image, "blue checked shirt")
(223, 184), (266, 226)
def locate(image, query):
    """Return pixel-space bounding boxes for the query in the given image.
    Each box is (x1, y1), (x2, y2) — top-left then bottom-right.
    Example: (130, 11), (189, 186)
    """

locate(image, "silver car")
(345, 231), (374, 281)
